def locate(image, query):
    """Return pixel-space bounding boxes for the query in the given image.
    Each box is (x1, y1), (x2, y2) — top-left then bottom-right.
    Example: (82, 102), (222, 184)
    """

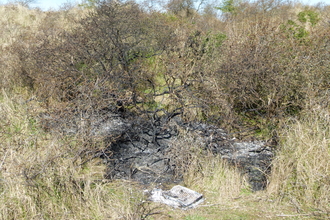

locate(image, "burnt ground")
(41, 110), (274, 191)
(102, 114), (274, 191)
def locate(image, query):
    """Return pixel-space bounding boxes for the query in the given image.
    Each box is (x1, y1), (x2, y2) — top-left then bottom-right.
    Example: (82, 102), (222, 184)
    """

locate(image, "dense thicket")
(2, 0), (329, 139)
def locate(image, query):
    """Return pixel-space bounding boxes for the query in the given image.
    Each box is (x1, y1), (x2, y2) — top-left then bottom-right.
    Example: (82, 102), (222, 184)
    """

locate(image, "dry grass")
(170, 131), (250, 202)
(268, 108), (330, 213)
(184, 155), (249, 202)
(0, 89), (155, 219)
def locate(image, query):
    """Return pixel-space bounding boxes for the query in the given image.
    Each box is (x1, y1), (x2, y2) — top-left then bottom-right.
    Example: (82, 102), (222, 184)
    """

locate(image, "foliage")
(215, 0), (238, 14)
(281, 19), (309, 40)
(78, 0), (99, 8)
(297, 9), (320, 26)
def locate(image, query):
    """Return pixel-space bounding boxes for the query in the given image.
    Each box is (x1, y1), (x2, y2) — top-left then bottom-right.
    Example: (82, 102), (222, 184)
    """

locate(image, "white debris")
(149, 185), (204, 210)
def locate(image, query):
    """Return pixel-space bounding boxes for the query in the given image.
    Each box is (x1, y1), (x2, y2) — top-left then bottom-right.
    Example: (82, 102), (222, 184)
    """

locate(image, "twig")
(276, 213), (312, 217)
(198, 203), (222, 207)
(0, 150), (8, 170)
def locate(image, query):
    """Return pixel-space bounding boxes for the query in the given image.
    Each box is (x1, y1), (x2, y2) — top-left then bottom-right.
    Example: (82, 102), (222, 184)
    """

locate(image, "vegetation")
(0, 0), (329, 219)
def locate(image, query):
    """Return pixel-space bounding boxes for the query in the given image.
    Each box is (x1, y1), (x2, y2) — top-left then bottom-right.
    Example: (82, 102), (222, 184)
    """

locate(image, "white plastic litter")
(149, 185), (204, 210)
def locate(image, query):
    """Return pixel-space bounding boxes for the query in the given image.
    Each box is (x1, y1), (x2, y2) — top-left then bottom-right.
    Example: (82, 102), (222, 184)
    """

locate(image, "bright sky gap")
(1, 0), (328, 11)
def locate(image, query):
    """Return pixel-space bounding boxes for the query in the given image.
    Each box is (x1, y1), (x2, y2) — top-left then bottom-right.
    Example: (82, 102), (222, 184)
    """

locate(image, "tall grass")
(0, 89), (155, 219)
(184, 154), (250, 203)
(171, 132), (249, 204)
(268, 108), (330, 213)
